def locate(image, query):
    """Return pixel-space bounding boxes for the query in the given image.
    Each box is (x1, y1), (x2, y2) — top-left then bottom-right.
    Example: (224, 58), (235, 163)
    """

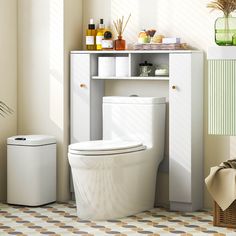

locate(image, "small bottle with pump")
(96, 19), (106, 50)
(86, 19), (96, 50)
(101, 31), (114, 50)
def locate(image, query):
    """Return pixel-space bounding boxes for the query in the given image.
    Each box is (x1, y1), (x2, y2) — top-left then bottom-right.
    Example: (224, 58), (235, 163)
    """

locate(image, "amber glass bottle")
(86, 19), (96, 50)
(102, 31), (114, 50)
(115, 36), (126, 50)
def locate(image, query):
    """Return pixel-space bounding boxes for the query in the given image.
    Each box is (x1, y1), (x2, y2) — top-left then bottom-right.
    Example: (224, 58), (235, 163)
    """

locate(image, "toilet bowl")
(68, 96), (166, 220)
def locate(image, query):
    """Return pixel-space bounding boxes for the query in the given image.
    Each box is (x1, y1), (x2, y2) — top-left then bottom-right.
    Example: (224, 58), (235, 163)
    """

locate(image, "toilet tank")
(103, 96), (166, 148)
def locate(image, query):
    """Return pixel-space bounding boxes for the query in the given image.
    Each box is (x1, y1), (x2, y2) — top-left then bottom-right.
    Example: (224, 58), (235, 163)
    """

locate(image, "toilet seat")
(69, 140), (146, 155)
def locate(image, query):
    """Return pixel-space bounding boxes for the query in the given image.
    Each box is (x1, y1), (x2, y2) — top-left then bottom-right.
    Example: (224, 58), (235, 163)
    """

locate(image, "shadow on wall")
(49, 0), (70, 200)
(230, 137), (236, 157)
(49, 0), (64, 129)
(111, 0), (213, 50)
(111, 0), (158, 45)
(0, 116), (16, 201)
(0, 140), (7, 201)
(18, 0), (69, 201)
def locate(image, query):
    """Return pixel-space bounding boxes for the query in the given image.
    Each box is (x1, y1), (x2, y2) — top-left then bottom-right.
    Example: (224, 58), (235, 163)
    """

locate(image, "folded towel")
(205, 159), (236, 211)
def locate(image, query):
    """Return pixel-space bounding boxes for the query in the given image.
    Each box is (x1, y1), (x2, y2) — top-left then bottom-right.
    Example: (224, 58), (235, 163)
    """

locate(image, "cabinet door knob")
(80, 83), (86, 88)
(172, 85), (176, 90)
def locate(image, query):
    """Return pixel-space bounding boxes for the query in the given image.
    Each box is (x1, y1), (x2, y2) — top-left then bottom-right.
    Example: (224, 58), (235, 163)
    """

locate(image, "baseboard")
(170, 201), (195, 212)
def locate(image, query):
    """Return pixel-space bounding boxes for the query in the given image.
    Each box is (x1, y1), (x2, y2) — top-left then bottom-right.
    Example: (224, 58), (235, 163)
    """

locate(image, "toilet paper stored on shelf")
(98, 56), (129, 77)
(115, 57), (129, 77)
(98, 57), (116, 77)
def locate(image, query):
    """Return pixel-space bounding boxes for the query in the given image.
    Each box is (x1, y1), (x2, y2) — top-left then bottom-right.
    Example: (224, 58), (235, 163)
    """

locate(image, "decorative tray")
(134, 43), (188, 50)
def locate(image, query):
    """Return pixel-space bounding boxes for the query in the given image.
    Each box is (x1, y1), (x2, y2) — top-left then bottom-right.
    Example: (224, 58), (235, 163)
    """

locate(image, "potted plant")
(207, 0), (236, 45)
(0, 101), (13, 117)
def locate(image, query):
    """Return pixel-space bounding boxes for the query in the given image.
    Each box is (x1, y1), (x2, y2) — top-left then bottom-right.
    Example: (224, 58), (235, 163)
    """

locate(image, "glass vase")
(115, 36), (126, 50)
(215, 15), (236, 46)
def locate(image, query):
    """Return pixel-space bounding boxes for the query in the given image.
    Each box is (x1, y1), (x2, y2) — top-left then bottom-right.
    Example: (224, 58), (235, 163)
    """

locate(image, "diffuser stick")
(121, 14), (131, 35)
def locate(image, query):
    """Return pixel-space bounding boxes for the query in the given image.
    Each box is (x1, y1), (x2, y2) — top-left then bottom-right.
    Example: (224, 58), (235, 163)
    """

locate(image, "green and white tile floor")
(0, 202), (236, 236)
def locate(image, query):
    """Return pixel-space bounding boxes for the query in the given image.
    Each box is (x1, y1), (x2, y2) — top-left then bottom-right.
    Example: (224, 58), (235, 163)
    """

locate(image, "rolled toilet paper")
(98, 57), (115, 77)
(116, 57), (129, 77)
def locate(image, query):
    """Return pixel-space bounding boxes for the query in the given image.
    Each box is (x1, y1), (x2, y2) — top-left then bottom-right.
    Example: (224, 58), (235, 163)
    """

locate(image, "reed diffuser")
(113, 14), (131, 50)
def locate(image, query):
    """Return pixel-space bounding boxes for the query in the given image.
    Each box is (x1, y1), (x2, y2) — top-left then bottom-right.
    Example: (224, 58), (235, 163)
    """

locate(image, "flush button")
(15, 138), (26, 141)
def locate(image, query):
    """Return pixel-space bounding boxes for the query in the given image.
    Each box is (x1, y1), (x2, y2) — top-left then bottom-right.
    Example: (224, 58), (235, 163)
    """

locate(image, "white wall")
(82, 0), (111, 49)
(1, 0), (231, 207)
(0, 0), (18, 201)
(83, 0), (232, 208)
(18, 0), (82, 201)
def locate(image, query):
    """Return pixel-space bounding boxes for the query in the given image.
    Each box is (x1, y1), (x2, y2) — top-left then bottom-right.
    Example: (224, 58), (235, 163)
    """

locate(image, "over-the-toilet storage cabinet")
(70, 50), (203, 211)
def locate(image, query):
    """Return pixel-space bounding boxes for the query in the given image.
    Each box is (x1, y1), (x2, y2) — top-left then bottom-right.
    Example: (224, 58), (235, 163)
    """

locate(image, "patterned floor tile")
(1, 202), (236, 236)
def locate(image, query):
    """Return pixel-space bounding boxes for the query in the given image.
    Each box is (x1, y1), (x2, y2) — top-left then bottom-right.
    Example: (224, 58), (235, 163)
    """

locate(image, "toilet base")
(69, 150), (161, 220)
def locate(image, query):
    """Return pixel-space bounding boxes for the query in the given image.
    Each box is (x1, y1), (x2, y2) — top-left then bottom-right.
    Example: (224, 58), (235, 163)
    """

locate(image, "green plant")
(207, 0), (236, 16)
(0, 101), (13, 117)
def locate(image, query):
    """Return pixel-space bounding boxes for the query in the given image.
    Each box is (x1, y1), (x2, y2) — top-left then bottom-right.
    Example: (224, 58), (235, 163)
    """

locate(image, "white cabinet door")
(70, 53), (91, 143)
(169, 54), (192, 206)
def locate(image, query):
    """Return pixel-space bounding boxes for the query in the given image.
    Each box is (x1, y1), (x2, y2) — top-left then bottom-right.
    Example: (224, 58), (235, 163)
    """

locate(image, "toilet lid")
(69, 140), (146, 155)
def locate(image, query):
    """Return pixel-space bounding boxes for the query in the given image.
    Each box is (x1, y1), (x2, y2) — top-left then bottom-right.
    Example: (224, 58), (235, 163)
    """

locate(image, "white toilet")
(68, 96), (166, 220)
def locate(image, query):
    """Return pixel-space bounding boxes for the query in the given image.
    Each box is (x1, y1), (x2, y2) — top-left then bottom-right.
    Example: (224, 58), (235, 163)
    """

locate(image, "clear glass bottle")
(96, 19), (106, 50)
(115, 36), (126, 50)
(233, 33), (236, 45)
(215, 15), (236, 46)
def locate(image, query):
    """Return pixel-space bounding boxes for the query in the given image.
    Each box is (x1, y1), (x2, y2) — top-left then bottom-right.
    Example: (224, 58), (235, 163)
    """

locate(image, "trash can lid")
(7, 135), (56, 146)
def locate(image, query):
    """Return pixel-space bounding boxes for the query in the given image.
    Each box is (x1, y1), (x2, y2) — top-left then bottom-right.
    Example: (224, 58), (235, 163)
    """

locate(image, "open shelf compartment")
(130, 53), (169, 77)
(91, 52), (169, 80)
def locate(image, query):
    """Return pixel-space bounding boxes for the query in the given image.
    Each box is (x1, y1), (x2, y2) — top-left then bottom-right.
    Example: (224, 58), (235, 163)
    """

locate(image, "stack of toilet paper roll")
(98, 57), (129, 77)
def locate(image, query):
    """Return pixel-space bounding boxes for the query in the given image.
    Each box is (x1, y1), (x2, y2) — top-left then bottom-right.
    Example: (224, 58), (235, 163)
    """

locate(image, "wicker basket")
(213, 200), (236, 228)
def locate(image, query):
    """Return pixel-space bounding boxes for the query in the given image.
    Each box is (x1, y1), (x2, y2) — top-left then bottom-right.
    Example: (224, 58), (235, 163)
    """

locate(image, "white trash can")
(7, 135), (56, 206)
